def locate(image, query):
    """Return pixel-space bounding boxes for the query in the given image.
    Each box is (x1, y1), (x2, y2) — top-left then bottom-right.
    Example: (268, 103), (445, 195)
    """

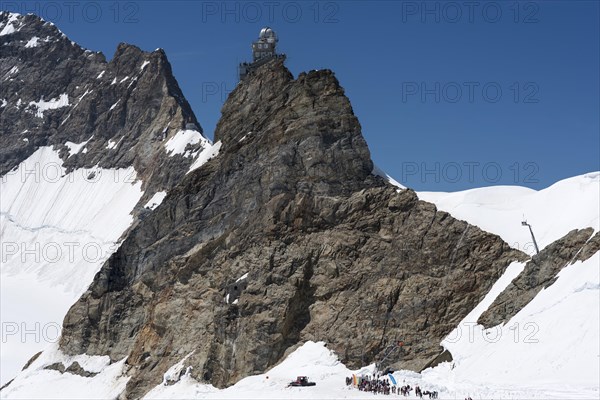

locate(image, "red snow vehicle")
(288, 376), (316, 387)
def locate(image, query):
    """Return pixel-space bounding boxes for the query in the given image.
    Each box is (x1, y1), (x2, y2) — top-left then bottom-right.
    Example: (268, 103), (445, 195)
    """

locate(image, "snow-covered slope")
(417, 172), (600, 395)
(418, 172), (600, 254)
(0, 147), (143, 386)
(373, 165), (406, 190)
(440, 252), (599, 390)
(0, 343), (130, 399)
(5, 338), (598, 399)
(142, 333), (599, 400)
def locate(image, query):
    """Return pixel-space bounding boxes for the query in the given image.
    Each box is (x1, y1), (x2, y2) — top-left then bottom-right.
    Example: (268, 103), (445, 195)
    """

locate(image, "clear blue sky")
(4, 1), (598, 191)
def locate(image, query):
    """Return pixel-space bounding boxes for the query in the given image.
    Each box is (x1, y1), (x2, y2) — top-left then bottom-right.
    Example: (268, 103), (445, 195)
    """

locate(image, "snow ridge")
(418, 172), (600, 254)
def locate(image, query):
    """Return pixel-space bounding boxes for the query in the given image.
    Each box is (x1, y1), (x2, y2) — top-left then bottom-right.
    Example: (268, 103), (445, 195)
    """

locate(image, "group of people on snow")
(345, 375), (438, 398)
(398, 384), (438, 398)
(346, 375), (392, 395)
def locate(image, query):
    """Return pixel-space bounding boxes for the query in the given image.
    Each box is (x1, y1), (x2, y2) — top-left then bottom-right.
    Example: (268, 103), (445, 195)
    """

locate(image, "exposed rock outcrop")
(573, 231), (600, 263)
(58, 59), (526, 397)
(478, 228), (596, 328)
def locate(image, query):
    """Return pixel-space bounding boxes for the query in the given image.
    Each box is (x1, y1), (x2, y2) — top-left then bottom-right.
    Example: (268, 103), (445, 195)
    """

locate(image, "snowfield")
(24, 36), (39, 48)
(0, 147), (143, 386)
(442, 253), (600, 390)
(65, 136), (92, 156)
(418, 172), (600, 254)
(1, 164), (598, 398)
(0, 343), (130, 399)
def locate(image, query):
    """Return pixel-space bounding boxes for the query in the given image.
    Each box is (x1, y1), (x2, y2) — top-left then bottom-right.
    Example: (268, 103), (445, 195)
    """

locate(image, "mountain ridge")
(0, 11), (205, 201)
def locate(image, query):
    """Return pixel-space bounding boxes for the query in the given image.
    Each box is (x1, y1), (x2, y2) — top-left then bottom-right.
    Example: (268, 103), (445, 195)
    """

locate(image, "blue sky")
(3, 1), (598, 191)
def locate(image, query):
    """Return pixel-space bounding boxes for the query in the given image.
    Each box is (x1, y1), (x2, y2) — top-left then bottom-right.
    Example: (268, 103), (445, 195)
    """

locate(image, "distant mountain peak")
(0, 12), (205, 204)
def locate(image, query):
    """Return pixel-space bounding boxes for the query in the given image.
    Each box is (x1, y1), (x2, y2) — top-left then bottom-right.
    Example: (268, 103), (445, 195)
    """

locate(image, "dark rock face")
(0, 12), (205, 199)
(45, 361), (98, 378)
(59, 59), (525, 398)
(65, 361), (99, 378)
(478, 228), (596, 328)
(574, 231), (600, 263)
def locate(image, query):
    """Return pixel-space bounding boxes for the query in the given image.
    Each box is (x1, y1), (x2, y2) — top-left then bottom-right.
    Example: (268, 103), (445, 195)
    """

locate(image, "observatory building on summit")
(239, 27), (286, 81)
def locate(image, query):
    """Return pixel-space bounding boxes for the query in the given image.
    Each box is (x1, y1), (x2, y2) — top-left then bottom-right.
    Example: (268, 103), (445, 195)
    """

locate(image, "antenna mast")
(521, 218), (540, 255)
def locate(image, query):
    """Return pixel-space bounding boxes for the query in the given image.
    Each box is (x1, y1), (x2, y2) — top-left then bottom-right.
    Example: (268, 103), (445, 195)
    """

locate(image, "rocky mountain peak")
(0, 12), (104, 65)
(0, 12), (205, 202)
(56, 55), (525, 397)
(110, 43), (168, 82)
(1, 11), (63, 41)
(214, 59), (374, 196)
(216, 60), (347, 144)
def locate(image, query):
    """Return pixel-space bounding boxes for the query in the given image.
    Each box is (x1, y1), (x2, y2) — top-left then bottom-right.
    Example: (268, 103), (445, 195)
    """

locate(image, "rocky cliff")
(0, 12), (206, 204)
(54, 59), (527, 398)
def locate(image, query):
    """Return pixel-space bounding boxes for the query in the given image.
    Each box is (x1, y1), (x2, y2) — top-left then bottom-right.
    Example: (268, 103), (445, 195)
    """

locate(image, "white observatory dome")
(259, 27), (277, 43)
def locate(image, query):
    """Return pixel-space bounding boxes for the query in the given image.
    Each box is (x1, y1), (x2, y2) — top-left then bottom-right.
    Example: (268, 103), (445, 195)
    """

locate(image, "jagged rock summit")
(55, 58), (526, 397)
(0, 11), (206, 200)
